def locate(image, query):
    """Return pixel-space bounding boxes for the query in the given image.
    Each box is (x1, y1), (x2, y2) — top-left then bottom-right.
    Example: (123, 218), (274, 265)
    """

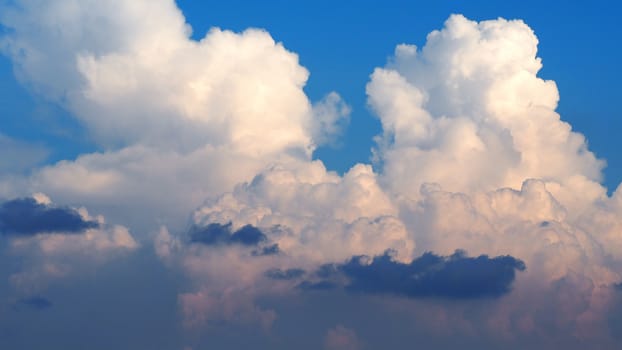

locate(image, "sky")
(0, 1), (622, 349)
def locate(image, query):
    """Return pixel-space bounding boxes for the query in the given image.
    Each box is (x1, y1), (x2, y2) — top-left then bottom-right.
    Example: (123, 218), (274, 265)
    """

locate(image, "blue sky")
(1, 1), (622, 349)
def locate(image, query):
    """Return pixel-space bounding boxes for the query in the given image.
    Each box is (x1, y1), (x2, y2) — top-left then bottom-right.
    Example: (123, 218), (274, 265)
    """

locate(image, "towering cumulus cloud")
(1, 2), (622, 349)
(363, 14), (622, 346)
(0, 0), (348, 231)
(368, 15), (605, 207)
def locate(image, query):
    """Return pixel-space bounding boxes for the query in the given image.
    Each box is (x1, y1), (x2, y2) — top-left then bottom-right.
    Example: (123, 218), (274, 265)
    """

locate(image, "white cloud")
(157, 160), (413, 327)
(3, 2), (622, 345)
(367, 14), (605, 209)
(1, 0), (346, 154)
(161, 14), (622, 338)
(0, 0), (348, 233)
(363, 14), (622, 340)
(191, 160), (413, 263)
(25, 145), (300, 232)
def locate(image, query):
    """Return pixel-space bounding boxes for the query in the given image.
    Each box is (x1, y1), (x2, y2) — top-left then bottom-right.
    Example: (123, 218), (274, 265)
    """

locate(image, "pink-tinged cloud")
(1, 1), (622, 348)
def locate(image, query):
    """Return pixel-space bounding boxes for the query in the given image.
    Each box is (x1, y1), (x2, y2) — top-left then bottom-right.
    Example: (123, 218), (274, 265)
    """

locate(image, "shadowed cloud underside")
(300, 250), (526, 299)
(0, 197), (98, 236)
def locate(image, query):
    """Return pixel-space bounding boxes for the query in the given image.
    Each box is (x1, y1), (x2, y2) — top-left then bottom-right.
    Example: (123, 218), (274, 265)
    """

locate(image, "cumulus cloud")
(156, 161), (407, 329)
(190, 161), (413, 263)
(154, 14), (622, 345)
(358, 13), (622, 343)
(0, 0), (349, 233)
(367, 14), (605, 210)
(2, 1), (622, 348)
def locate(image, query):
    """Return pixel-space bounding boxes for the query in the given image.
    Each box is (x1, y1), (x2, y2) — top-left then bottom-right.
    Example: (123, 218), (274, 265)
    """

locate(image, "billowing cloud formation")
(302, 250), (525, 299)
(154, 161), (413, 331)
(368, 14), (605, 212)
(1, 2), (622, 349)
(2, 0), (313, 152)
(162, 14), (622, 346)
(0, 0), (349, 233)
(191, 161), (414, 263)
(0, 197), (98, 236)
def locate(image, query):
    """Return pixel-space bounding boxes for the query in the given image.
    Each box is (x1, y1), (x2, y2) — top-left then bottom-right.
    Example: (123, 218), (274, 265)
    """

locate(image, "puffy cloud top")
(1, 0), (346, 156)
(368, 14), (604, 204)
(0, 0), (349, 233)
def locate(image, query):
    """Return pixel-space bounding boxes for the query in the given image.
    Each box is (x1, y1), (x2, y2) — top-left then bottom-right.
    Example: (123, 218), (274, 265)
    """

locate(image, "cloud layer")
(1, 2), (622, 349)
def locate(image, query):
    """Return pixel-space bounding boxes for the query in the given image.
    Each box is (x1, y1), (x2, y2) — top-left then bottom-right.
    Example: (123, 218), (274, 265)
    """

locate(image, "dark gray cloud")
(189, 222), (267, 246)
(265, 268), (305, 280)
(301, 250), (525, 299)
(0, 198), (98, 236)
